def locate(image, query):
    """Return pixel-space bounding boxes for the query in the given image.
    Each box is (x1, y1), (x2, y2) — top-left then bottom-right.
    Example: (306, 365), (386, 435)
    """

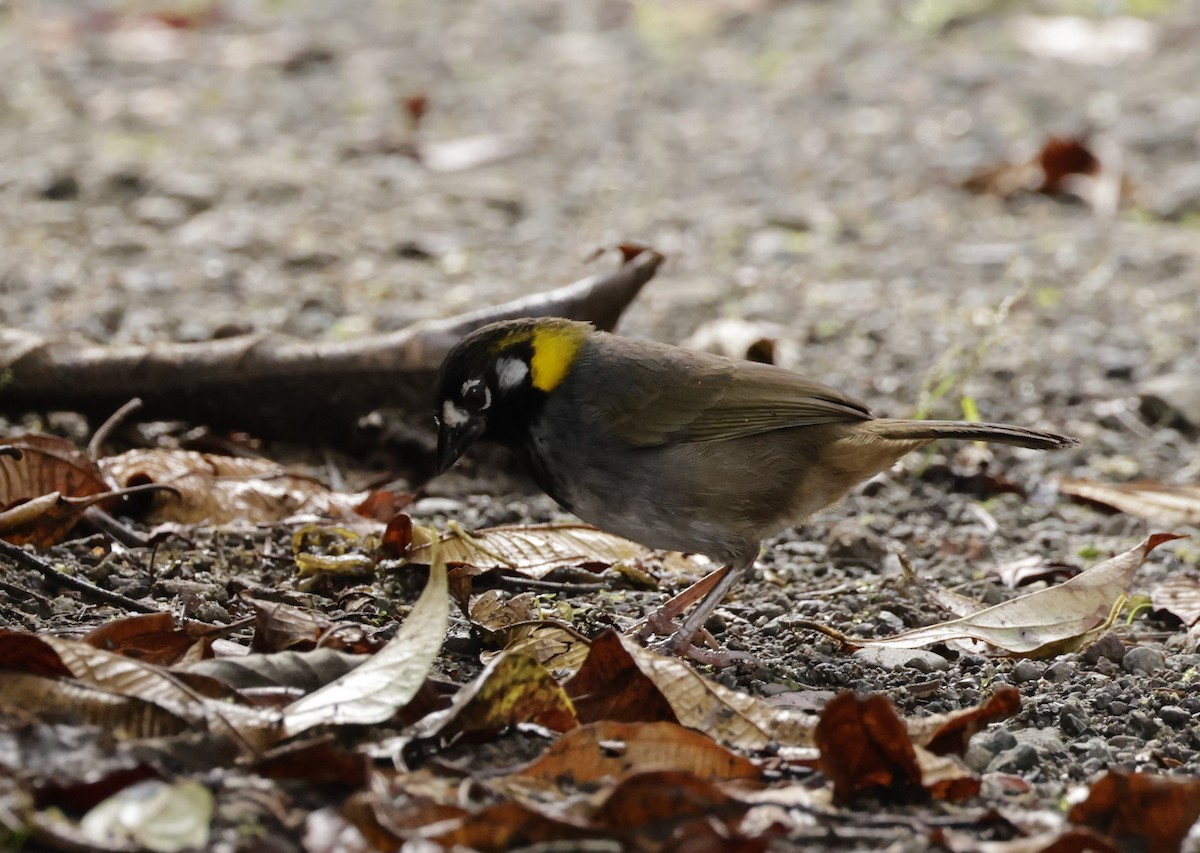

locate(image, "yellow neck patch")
(495, 322), (586, 392)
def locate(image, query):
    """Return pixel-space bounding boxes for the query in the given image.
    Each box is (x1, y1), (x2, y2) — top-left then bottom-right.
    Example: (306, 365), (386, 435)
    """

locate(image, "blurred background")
(1, 0), (1197, 481)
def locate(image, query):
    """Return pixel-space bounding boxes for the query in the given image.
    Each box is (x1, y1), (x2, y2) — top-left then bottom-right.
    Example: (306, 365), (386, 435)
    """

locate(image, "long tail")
(863, 419), (1077, 451)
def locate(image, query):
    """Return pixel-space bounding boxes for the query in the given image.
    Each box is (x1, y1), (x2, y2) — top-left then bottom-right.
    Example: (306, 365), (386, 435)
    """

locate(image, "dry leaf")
(566, 632), (816, 750)
(908, 687), (1021, 756)
(849, 534), (1183, 657)
(815, 692), (979, 805)
(410, 522), (653, 580)
(83, 613), (211, 665)
(963, 135), (1130, 217)
(283, 550), (447, 736)
(0, 434), (116, 544)
(407, 652), (578, 739)
(100, 448), (375, 525)
(1059, 479), (1200, 528)
(1068, 770), (1200, 852)
(1149, 576), (1200, 626)
(509, 721), (760, 787)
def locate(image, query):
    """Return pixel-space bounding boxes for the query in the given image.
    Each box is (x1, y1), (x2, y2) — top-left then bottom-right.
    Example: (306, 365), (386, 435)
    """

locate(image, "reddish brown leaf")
(1068, 769), (1200, 852)
(564, 631), (679, 725)
(253, 737), (368, 788)
(0, 434), (108, 503)
(0, 630), (74, 676)
(1038, 136), (1100, 192)
(430, 800), (598, 851)
(913, 687), (1021, 757)
(378, 513), (414, 559)
(0, 434), (116, 544)
(594, 769), (746, 848)
(815, 692), (925, 804)
(1060, 479), (1200, 528)
(83, 613), (211, 665)
(511, 721), (760, 786)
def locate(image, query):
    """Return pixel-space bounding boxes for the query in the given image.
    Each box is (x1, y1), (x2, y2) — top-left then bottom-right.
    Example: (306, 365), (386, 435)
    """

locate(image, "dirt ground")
(2, 0), (1200, 850)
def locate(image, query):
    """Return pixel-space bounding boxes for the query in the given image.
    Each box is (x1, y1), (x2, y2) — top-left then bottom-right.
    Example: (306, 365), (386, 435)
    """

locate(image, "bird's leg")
(634, 564), (731, 640)
(649, 556), (758, 666)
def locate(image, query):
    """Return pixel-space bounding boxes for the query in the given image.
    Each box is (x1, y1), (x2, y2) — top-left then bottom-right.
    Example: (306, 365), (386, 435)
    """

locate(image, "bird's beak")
(436, 417), (487, 474)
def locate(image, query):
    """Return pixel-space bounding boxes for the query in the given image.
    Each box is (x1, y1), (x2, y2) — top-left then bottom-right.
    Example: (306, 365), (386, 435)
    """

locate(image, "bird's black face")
(434, 317), (591, 474)
(433, 322), (538, 473)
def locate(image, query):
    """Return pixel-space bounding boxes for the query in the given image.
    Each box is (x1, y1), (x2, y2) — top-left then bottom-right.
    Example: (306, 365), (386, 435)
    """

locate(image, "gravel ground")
(2, 0), (1200, 849)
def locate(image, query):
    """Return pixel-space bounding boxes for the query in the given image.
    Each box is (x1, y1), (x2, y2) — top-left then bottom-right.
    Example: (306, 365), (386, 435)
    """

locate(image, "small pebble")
(1012, 660), (1042, 683)
(989, 743), (1038, 774)
(1158, 705), (1192, 727)
(1083, 632), (1126, 664)
(980, 729), (1017, 754)
(1123, 647), (1165, 674)
(1129, 711), (1161, 738)
(1044, 660), (1074, 683)
(851, 647), (948, 672)
(1059, 704), (1089, 737)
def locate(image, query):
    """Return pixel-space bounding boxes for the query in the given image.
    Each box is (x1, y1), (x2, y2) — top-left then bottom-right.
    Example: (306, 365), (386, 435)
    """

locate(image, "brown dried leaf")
(39, 634), (278, 743)
(815, 692), (925, 804)
(100, 448), (372, 525)
(1149, 576), (1200, 626)
(1068, 769), (1200, 852)
(0, 435), (115, 544)
(909, 686), (1021, 757)
(1059, 479), (1200, 528)
(989, 555), (1082, 589)
(409, 651), (578, 739)
(246, 599), (375, 654)
(0, 434), (108, 502)
(0, 490), (115, 546)
(428, 800), (596, 851)
(851, 534), (1183, 656)
(815, 692), (981, 805)
(409, 522), (648, 580)
(962, 135), (1131, 216)
(283, 553), (447, 736)
(83, 613), (212, 665)
(0, 671), (191, 738)
(593, 769), (747, 848)
(178, 648), (365, 693)
(566, 632), (815, 750)
(510, 721), (760, 787)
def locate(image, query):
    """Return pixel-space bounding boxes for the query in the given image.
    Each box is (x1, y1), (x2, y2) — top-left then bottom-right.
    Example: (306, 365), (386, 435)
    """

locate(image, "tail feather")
(864, 419), (1077, 451)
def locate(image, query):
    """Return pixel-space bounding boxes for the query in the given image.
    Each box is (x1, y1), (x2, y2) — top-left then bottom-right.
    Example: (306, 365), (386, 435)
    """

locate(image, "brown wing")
(584, 336), (872, 447)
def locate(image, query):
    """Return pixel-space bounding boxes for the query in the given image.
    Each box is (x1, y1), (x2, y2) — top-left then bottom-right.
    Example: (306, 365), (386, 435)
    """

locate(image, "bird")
(433, 317), (1077, 662)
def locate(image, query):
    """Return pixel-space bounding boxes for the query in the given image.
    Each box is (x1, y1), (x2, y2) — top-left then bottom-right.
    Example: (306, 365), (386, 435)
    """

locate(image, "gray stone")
(1083, 632), (1126, 664)
(1139, 371), (1200, 434)
(1158, 705), (1192, 727)
(1123, 647), (1165, 674)
(852, 646), (949, 672)
(1012, 660), (1042, 683)
(989, 743), (1038, 773)
(1044, 660), (1075, 683)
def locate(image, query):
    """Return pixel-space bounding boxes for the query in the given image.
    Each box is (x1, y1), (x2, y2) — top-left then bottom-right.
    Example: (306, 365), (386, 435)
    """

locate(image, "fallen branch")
(0, 537), (162, 614)
(0, 246), (663, 440)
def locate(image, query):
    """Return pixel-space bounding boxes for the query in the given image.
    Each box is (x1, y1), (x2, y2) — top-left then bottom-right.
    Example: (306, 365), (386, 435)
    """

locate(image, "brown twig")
(0, 537), (162, 614)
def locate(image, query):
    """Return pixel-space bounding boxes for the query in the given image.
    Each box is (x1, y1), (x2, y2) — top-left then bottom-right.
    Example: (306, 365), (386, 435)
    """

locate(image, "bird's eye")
(461, 381), (489, 410)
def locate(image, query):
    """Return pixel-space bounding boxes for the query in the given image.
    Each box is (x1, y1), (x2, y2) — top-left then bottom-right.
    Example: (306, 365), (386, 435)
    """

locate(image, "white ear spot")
(496, 357), (529, 392)
(442, 400), (470, 427)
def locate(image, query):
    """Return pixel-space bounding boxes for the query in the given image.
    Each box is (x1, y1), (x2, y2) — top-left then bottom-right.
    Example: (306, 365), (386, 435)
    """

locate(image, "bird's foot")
(649, 630), (758, 668)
